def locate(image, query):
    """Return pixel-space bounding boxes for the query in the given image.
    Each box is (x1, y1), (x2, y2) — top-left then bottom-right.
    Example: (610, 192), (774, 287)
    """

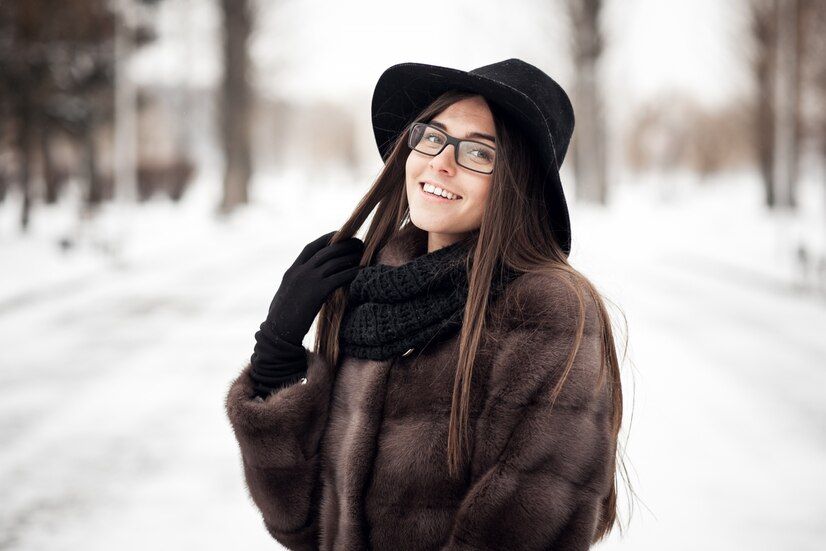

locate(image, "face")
(405, 95), (496, 253)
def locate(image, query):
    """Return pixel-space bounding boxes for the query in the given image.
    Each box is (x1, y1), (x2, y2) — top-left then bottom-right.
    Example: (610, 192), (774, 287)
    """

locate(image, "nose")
(428, 143), (457, 174)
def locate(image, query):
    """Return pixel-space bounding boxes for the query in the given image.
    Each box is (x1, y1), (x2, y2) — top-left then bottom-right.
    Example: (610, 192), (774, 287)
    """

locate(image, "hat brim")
(370, 62), (572, 256)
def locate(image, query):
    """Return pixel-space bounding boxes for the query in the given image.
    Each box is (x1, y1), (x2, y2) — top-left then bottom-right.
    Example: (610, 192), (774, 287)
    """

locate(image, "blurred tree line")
(745, 0), (825, 209)
(0, 0), (173, 232)
(622, 0), (826, 210)
(0, 0), (363, 235)
(3, 0), (825, 238)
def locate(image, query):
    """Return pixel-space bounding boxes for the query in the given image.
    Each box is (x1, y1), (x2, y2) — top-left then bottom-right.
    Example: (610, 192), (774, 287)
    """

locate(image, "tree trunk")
(567, 0), (608, 205)
(84, 124), (102, 206)
(18, 114), (33, 231)
(40, 121), (61, 204)
(218, 0), (252, 213)
(749, 0), (777, 207)
(773, 0), (799, 209)
(15, 97), (34, 231)
(113, 1), (138, 204)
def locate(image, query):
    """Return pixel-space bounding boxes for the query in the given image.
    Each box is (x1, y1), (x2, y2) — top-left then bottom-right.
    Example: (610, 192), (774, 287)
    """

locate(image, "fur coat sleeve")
(438, 273), (615, 550)
(224, 348), (335, 551)
(224, 270), (616, 550)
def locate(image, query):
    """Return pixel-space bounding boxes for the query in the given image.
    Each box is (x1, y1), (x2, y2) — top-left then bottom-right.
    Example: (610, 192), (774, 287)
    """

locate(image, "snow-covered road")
(1, 172), (824, 550)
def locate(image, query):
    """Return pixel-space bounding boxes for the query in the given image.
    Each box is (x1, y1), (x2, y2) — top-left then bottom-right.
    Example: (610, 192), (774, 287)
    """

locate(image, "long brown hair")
(314, 89), (634, 542)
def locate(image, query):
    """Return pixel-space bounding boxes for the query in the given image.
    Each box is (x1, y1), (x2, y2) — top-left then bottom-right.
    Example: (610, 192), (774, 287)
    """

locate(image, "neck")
(427, 231), (469, 254)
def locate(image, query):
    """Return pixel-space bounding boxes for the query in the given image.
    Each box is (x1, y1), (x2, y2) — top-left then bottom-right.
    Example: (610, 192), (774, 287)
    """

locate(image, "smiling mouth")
(419, 181), (462, 200)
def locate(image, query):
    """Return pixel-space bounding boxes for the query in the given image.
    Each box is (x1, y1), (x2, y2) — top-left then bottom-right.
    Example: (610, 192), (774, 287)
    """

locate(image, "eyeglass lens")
(408, 123), (496, 173)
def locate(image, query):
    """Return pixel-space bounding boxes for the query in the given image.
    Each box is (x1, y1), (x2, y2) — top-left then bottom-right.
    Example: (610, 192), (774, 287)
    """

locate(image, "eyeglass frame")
(406, 122), (497, 174)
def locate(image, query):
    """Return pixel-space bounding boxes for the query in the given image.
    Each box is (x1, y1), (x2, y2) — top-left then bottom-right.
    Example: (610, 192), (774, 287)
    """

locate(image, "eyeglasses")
(407, 122), (497, 174)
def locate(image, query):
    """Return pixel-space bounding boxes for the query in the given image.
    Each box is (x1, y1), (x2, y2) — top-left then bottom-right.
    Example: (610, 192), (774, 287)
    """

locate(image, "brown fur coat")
(225, 230), (616, 550)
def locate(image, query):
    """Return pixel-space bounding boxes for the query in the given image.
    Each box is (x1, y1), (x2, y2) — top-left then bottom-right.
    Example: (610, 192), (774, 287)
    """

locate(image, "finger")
(310, 237), (364, 267)
(320, 254), (362, 278)
(324, 266), (362, 290)
(295, 230), (338, 265)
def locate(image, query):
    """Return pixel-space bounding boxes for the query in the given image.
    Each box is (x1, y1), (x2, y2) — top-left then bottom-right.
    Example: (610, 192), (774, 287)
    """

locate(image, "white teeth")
(422, 182), (459, 200)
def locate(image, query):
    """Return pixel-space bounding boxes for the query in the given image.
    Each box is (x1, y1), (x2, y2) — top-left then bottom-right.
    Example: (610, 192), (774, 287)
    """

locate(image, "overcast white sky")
(133, 0), (753, 112)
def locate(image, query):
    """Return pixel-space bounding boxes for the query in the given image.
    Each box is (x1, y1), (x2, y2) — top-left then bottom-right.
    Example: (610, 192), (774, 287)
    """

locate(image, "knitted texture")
(339, 236), (519, 360)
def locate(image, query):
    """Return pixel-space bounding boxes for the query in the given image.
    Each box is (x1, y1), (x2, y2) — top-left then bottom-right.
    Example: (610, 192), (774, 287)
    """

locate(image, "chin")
(408, 213), (462, 235)
(408, 212), (443, 232)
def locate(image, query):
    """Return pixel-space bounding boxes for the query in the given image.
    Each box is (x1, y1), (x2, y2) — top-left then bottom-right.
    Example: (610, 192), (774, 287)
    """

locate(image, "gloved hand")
(264, 230), (364, 345)
(250, 230), (364, 397)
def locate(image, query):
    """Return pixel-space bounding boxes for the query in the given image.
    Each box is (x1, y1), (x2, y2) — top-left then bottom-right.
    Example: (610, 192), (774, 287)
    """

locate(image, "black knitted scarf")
(338, 233), (520, 360)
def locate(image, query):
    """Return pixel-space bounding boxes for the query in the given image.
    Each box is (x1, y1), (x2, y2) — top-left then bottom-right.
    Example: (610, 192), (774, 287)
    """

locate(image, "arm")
(225, 230), (362, 548)
(441, 274), (616, 551)
(249, 321), (310, 399)
(224, 347), (336, 551)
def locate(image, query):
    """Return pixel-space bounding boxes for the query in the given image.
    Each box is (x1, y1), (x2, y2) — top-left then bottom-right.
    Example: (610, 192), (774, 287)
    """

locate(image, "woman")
(225, 58), (628, 550)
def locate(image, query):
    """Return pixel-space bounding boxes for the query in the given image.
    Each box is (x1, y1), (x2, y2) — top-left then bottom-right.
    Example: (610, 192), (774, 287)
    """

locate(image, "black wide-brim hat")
(371, 58), (575, 256)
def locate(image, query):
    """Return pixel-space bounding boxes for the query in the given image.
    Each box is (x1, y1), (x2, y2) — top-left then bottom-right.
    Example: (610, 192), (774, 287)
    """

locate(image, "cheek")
(405, 154), (417, 195)
(467, 179), (492, 209)
(405, 153), (419, 182)
(406, 151), (426, 177)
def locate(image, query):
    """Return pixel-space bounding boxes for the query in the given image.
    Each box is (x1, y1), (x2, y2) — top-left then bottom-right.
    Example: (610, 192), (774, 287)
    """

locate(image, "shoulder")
(495, 268), (600, 336)
(485, 268), (605, 407)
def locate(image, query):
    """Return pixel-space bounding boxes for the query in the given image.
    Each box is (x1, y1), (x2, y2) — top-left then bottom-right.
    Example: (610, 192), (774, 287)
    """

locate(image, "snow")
(1, 167), (825, 550)
(0, 168), (367, 549)
(576, 170), (826, 550)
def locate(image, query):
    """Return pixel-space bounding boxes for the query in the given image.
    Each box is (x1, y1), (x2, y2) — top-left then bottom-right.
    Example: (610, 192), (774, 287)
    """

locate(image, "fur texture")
(225, 231), (615, 550)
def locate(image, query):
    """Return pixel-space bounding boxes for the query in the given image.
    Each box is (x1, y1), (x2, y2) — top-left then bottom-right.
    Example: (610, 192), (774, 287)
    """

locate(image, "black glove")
(250, 230), (364, 397)
(249, 328), (309, 397)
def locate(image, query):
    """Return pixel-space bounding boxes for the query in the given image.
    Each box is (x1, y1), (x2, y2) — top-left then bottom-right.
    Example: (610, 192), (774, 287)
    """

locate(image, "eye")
(469, 148), (492, 161)
(424, 131), (445, 144)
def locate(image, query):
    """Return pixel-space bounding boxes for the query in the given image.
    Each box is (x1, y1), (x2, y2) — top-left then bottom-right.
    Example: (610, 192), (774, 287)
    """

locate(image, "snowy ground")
(0, 168), (824, 550)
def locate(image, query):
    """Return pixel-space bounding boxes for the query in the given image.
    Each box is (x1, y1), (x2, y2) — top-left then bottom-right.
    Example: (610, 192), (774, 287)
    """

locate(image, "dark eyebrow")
(429, 119), (496, 145)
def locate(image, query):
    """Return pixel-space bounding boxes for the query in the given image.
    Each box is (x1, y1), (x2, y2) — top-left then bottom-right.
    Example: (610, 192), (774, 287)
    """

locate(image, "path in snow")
(0, 173), (824, 550)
